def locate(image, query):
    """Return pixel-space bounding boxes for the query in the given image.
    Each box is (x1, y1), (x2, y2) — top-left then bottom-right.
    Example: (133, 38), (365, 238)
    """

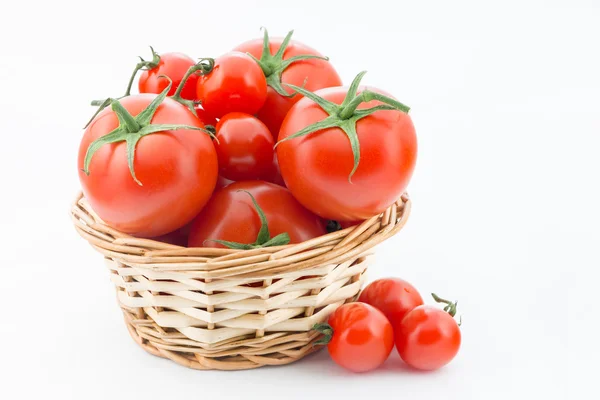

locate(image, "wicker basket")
(71, 192), (411, 370)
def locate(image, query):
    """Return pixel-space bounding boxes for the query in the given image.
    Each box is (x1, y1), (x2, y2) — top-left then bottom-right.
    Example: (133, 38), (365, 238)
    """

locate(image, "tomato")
(234, 29), (342, 139)
(214, 113), (274, 181)
(315, 302), (394, 373)
(194, 105), (217, 127)
(196, 52), (267, 119)
(188, 181), (326, 248)
(358, 278), (424, 327)
(78, 84), (218, 238)
(260, 153), (286, 187)
(138, 52), (198, 100)
(395, 305), (461, 371)
(277, 72), (417, 221)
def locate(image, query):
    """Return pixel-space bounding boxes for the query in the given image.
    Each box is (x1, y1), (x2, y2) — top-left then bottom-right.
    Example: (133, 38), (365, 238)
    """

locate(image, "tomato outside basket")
(71, 192), (411, 370)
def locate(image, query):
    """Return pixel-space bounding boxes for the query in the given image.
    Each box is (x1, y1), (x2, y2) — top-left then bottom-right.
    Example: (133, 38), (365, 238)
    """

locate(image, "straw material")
(71, 192), (411, 370)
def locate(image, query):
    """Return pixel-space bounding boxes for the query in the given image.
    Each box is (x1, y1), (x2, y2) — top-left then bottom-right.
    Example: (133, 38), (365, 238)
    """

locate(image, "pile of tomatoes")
(77, 28), (417, 248)
(317, 278), (462, 372)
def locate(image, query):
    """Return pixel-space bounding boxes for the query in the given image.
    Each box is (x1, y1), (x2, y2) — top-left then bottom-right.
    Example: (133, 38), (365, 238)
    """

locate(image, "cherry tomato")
(396, 305), (461, 371)
(260, 153), (286, 187)
(214, 113), (274, 181)
(318, 302), (394, 373)
(139, 52), (198, 100)
(194, 105), (217, 127)
(234, 33), (342, 139)
(358, 278), (424, 327)
(188, 181), (326, 248)
(196, 52), (267, 118)
(78, 92), (218, 238)
(277, 79), (417, 221)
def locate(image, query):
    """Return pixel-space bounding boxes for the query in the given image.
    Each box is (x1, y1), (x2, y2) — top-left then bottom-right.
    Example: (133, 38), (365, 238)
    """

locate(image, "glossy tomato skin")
(196, 52), (267, 119)
(78, 95), (218, 237)
(277, 86), (417, 221)
(188, 181), (326, 248)
(395, 306), (461, 371)
(359, 278), (424, 327)
(326, 302), (394, 373)
(215, 175), (235, 190)
(261, 153), (286, 187)
(194, 106), (218, 127)
(138, 53), (197, 100)
(234, 38), (342, 139)
(214, 113), (274, 181)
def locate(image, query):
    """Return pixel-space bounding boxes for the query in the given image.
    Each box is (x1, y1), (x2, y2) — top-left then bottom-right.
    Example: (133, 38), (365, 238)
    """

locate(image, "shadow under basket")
(71, 192), (411, 370)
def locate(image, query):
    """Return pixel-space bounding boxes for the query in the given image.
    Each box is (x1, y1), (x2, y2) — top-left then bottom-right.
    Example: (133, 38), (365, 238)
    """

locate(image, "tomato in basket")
(78, 80), (218, 238)
(188, 181), (326, 249)
(276, 71), (417, 221)
(234, 28), (342, 139)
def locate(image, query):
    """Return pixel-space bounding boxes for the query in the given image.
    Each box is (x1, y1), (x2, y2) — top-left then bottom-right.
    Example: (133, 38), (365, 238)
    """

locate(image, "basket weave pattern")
(71, 192), (411, 370)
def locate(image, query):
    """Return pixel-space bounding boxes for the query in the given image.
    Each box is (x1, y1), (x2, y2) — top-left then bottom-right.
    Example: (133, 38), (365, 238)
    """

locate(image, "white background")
(1, 0), (598, 399)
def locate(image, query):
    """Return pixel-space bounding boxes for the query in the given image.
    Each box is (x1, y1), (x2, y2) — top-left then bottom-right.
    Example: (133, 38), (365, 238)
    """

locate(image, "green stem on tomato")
(275, 71), (411, 182)
(312, 323), (334, 346)
(431, 293), (458, 317)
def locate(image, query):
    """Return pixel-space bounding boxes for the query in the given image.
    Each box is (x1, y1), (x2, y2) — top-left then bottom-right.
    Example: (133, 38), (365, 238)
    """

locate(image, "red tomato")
(358, 278), (424, 327)
(194, 106), (217, 127)
(340, 220), (361, 229)
(277, 80), (417, 221)
(196, 52), (267, 118)
(395, 305), (461, 371)
(234, 33), (342, 139)
(188, 181), (326, 248)
(138, 52), (198, 100)
(214, 113), (274, 181)
(318, 302), (394, 373)
(78, 94), (218, 238)
(261, 153), (286, 187)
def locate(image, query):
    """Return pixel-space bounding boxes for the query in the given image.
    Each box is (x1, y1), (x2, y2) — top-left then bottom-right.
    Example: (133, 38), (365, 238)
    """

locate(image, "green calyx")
(85, 47), (162, 128)
(247, 28), (329, 97)
(275, 71), (411, 182)
(206, 190), (290, 250)
(312, 323), (334, 346)
(82, 79), (215, 186)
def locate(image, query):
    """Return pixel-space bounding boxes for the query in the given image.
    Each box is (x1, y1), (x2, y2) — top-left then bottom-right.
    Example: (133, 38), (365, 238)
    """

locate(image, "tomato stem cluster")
(169, 58), (214, 117)
(275, 71), (410, 182)
(247, 28), (329, 97)
(205, 190), (290, 249)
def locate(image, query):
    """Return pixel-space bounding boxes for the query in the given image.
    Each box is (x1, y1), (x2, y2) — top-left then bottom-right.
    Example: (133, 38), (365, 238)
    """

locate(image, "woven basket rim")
(71, 192), (411, 279)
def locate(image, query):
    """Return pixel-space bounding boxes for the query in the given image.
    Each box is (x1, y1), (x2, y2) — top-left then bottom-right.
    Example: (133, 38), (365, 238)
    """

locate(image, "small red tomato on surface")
(188, 181), (326, 248)
(277, 71), (416, 221)
(359, 278), (424, 327)
(196, 52), (267, 119)
(395, 294), (462, 371)
(214, 113), (275, 181)
(137, 50), (198, 100)
(314, 302), (394, 373)
(234, 29), (342, 139)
